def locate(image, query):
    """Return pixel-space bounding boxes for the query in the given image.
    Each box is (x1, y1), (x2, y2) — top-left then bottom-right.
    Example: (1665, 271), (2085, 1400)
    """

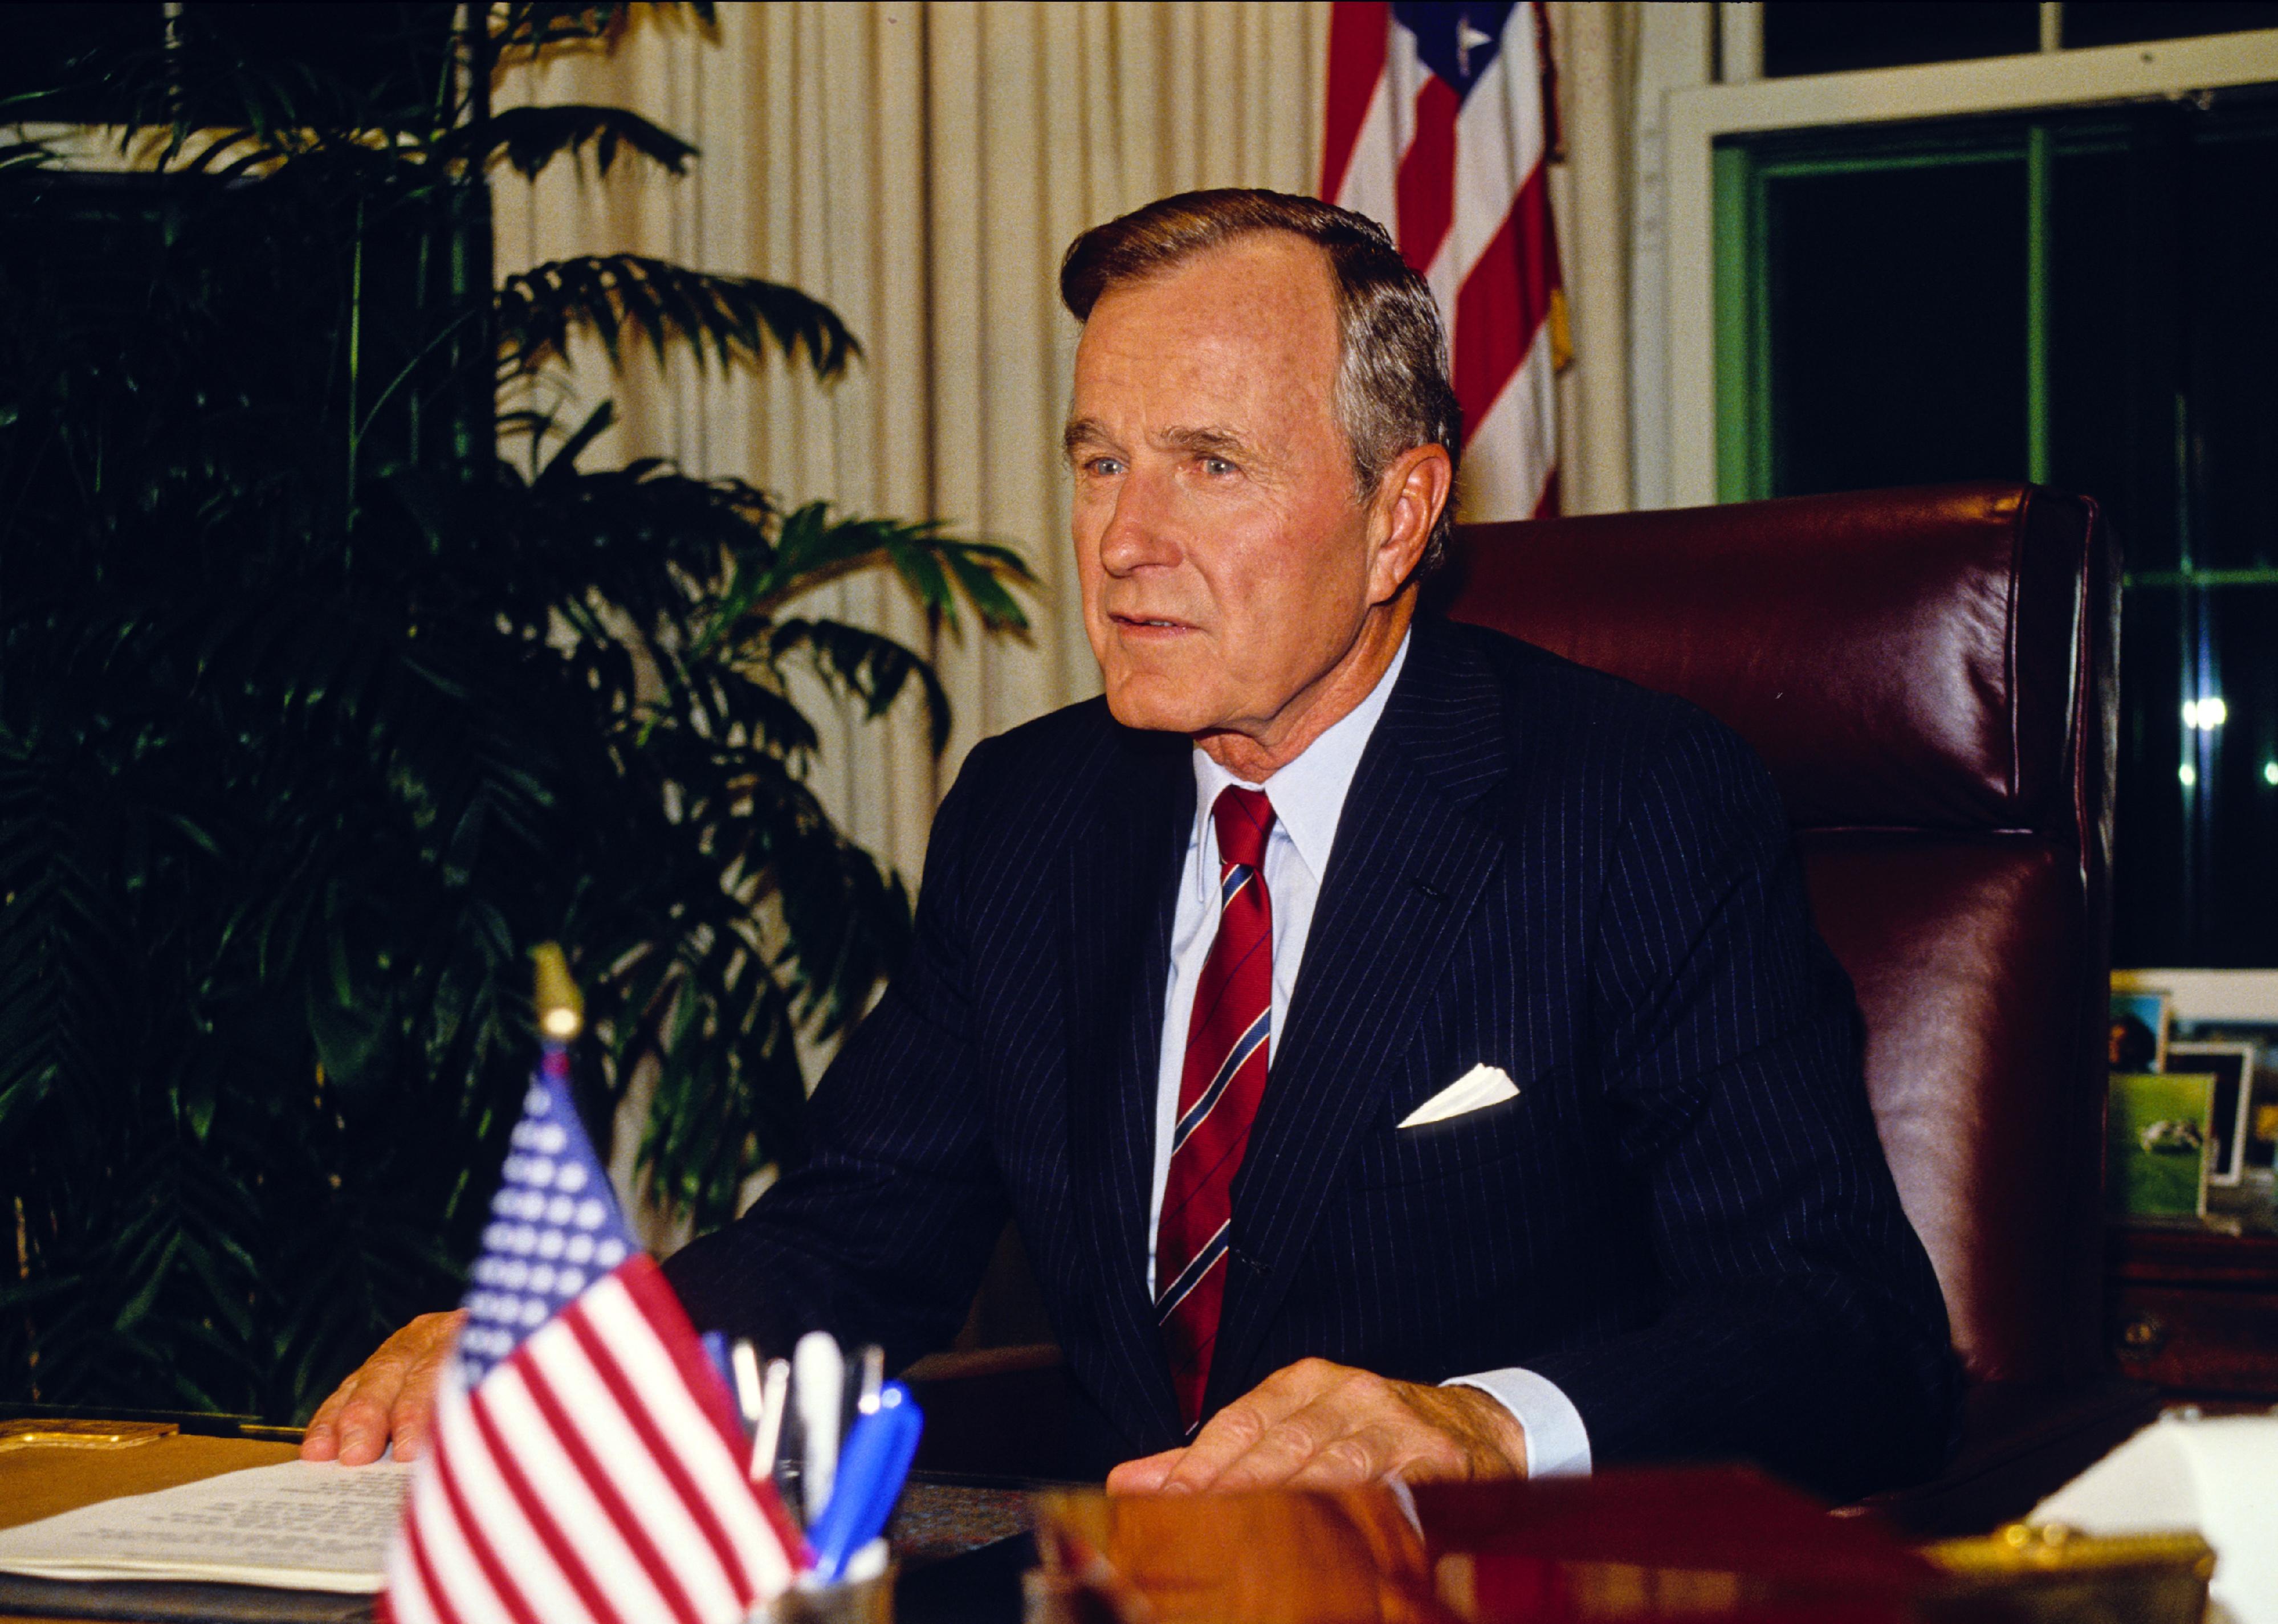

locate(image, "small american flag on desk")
(381, 946), (806, 1624)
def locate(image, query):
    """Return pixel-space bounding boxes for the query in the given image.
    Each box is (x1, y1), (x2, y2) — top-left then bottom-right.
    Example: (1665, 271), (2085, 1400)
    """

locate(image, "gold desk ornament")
(0, 1418), (180, 1452)
(1922, 1521), (2214, 1624)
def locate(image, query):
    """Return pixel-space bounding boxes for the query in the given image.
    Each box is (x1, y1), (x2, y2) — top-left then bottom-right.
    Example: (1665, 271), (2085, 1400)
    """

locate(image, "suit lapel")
(1063, 724), (1192, 1447)
(1208, 623), (1513, 1409)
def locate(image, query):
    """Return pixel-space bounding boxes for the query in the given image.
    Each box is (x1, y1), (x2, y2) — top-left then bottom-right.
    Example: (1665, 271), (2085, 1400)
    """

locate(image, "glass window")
(1762, 3), (2041, 78)
(1716, 93), (2278, 966)
(1764, 154), (2027, 494)
(2064, 3), (2278, 49)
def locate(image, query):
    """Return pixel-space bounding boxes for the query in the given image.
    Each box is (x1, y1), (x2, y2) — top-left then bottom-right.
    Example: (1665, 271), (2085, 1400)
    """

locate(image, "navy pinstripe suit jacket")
(664, 616), (1963, 1496)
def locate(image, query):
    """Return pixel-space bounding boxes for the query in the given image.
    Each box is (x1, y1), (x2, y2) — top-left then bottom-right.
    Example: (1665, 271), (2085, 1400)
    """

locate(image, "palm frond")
(768, 618), (953, 754)
(497, 255), (858, 380)
(438, 105), (696, 181)
(712, 501), (1034, 643)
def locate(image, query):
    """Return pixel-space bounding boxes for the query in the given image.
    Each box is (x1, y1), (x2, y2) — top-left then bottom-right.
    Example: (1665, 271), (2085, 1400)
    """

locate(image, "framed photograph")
(2107, 1071), (2211, 1222)
(2109, 990), (2170, 1072)
(2169, 1018), (2278, 1170)
(2167, 1041), (2257, 1187)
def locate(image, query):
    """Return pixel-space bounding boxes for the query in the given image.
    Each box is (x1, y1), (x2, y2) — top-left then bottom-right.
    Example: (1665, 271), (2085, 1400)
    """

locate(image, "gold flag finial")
(532, 943), (584, 1040)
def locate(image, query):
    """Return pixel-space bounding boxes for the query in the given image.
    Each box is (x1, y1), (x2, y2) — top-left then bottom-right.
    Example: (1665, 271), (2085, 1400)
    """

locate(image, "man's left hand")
(1104, 1357), (1528, 1494)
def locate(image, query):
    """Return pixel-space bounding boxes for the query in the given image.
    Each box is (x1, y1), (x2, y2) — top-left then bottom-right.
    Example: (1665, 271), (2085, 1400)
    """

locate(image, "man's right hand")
(300, 1311), (464, 1464)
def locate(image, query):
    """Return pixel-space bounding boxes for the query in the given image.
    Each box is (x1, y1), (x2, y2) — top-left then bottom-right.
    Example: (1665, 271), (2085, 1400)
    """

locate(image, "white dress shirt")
(1144, 632), (1592, 1478)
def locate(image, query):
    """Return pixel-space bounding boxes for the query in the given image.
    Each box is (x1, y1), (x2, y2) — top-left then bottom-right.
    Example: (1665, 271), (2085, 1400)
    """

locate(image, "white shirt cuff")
(1443, 1368), (1592, 1478)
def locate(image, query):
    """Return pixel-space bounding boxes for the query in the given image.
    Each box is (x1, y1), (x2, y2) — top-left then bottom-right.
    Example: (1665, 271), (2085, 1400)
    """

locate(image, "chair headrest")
(1446, 483), (2100, 834)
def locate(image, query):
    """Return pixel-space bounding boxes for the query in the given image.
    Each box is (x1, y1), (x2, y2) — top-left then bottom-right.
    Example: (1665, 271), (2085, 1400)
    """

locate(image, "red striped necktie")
(1156, 785), (1277, 1433)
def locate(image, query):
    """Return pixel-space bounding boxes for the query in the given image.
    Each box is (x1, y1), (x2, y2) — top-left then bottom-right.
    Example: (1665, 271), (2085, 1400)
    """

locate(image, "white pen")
(750, 1356), (790, 1487)
(730, 1340), (765, 1436)
(855, 1343), (885, 1415)
(793, 1330), (844, 1515)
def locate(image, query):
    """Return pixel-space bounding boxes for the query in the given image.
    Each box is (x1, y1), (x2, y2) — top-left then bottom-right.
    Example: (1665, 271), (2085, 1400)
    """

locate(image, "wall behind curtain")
(494, 2), (1329, 896)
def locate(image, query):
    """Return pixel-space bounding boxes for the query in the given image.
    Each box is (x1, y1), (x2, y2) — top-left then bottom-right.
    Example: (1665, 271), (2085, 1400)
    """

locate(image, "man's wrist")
(1441, 1369), (1593, 1478)
(1419, 1382), (1529, 1476)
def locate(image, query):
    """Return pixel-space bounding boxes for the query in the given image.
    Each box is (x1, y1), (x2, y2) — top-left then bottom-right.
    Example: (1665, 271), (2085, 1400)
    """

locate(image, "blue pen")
(806, 1382), (923, 1582)
(699, 1331), (743, 1433)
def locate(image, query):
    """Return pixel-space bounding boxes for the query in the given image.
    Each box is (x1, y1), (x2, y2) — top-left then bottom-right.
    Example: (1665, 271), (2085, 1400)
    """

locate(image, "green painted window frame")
(1710, 117), (2068, 505)
(1710, 111), (2278, 593)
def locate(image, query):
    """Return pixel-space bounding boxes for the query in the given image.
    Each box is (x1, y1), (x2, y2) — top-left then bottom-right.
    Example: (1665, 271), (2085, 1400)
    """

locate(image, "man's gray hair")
(1059, 189), (1462, 576)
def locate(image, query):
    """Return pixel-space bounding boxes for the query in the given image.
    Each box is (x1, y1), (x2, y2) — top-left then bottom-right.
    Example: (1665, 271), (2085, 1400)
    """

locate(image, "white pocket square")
(1397, 1063), (1519, 1128)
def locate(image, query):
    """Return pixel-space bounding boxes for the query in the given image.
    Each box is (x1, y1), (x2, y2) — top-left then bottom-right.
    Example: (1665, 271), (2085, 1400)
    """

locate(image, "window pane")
(2049, 134), (2182, 570)
(1762, 3), (2040, 77)
(2116, 585), (2278, 967)
(2189, 113), (2278, 573)
(1765, 157), (2028, 496)
(2064, 3), (2278, 49)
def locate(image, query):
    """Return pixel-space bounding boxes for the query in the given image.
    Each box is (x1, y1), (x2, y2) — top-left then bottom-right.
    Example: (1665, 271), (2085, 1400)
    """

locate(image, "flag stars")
(453, 1055), (642, 1388)
(511, 1119), (568, 1154)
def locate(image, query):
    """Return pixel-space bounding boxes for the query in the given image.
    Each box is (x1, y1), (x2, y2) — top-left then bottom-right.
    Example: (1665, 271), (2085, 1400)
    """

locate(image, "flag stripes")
(1323, 0), (1566, 522)
(384, 1254), (801, 1624)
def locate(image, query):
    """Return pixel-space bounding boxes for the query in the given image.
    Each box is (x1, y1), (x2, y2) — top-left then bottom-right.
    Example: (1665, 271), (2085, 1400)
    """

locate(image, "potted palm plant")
(0, 0), (1028, 1421)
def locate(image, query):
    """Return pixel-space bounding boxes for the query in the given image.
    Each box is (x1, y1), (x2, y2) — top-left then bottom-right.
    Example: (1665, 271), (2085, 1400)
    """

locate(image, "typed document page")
(0, 1458), (410, 1592)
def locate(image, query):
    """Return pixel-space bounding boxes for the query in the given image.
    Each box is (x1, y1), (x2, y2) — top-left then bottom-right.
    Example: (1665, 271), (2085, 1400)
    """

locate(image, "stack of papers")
(0, 1459), (410, 1593)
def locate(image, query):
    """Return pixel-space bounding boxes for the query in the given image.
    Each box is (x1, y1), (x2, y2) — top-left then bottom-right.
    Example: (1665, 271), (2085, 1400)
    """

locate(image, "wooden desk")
(0, 1430), (304, 1624)
(0, 1419), (1034, 1624)
(0, 1433), (300, 1536)
(2108, 1224), (2278, 1399)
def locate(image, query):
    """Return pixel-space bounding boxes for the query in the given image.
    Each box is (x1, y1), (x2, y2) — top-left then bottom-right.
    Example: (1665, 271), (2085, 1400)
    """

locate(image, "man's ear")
(1367, 442), (1453, 603)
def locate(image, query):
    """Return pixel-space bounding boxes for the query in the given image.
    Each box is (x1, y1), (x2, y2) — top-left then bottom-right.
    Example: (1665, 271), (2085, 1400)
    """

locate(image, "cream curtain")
(494, 2), (1330, 892)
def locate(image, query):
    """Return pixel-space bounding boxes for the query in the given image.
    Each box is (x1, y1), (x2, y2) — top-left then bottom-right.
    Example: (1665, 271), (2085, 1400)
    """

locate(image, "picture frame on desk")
(2107, 1071), (2212, 1223)
(2167, 1042), (2256, 1188)
(2109, 990), (2170, 1072)
(2168, 1018), (2278, 1173)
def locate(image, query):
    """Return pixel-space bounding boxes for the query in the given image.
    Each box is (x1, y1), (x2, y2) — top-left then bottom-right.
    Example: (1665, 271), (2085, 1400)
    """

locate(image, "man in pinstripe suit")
(307, 192), (1959, 1500)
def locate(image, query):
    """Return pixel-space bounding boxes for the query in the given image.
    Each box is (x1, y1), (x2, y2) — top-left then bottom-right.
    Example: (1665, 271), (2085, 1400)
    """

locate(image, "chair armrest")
(1845, 1379), (2162, 1538)
(903, 1344), (1071, 1479)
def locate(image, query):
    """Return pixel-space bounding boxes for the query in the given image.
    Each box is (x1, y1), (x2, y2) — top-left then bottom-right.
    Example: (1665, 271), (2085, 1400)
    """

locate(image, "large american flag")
(381, 1046), (806, 1624)
(1322, 1), (1567, 521)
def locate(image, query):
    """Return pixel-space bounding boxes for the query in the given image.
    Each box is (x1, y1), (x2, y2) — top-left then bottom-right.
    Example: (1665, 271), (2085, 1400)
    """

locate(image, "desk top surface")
(1, 1432), (302, 1624)
(0, 1423), (1037, 1624)
(1, 1433), (301, 1536)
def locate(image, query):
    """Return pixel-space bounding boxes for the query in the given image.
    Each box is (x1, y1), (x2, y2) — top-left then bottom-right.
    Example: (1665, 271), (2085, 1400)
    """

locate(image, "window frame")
(1661, 27), (2278, 507)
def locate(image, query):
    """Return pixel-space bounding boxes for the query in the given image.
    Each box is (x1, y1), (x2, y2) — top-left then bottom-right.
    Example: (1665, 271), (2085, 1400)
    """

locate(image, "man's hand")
(300, 1311), (465, 1465)
(1104, 1357), (1527, 1495)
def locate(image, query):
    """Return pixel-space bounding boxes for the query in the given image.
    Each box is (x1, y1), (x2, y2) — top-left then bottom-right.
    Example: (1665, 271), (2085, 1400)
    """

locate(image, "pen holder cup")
(751, 1570), (894, 1624)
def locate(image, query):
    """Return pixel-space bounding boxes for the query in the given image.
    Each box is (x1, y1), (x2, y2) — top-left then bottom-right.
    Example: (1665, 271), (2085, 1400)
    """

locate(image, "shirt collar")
(1189, 630), (1412, 880)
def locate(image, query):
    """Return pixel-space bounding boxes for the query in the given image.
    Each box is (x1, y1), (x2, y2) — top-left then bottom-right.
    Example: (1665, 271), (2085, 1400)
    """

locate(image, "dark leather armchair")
(1445, 480), (2153, 1534)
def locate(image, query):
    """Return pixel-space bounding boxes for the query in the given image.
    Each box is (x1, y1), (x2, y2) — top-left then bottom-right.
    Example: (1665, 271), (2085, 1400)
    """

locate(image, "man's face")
(1065, 234), (1400, 750)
